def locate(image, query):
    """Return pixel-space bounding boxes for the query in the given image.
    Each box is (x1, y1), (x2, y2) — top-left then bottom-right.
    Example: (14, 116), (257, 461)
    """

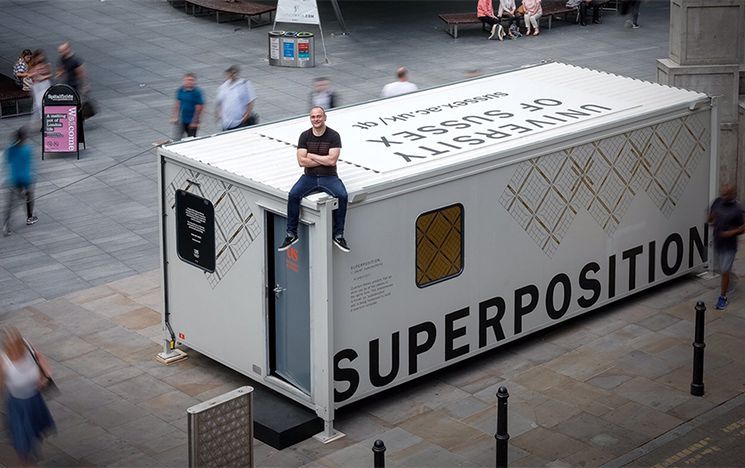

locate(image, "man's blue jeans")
(286, 174), (348, 237)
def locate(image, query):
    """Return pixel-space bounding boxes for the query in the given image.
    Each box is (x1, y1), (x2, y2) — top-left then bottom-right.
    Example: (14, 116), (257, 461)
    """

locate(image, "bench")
(0, 73), (32, 119)
(542, 1), (580, 29)
(440, 1), (578, 38)
(181, 0), (276, 29)
(438, 13), (488, 39)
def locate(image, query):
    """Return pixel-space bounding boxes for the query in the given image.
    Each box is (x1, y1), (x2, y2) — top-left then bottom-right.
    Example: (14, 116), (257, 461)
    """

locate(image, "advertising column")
(42, 84), (82, 160)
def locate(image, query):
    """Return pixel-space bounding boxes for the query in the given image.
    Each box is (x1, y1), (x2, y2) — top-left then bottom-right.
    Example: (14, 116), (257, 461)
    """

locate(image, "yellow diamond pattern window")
(416, 204), (464, 288)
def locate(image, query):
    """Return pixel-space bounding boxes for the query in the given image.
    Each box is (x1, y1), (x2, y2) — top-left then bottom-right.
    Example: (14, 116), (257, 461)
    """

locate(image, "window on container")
(416, 203), (464, 288)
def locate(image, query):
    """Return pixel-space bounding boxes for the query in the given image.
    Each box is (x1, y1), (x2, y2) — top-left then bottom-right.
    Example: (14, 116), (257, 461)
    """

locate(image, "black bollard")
(690, 301), (706, 396)
(495, 386), (509, 468)
(372, 439), (386, 468)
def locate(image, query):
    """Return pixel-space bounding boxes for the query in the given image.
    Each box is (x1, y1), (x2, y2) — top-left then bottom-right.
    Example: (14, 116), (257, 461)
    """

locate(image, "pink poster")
(44, 105), (78, 153)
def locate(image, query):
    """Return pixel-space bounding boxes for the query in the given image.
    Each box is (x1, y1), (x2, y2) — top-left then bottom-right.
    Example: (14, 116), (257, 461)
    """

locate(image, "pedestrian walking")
(309, 77), (338, 111)
(3, 128), (38, 237)
(28, 50), (52, 124)
(56, 42), (88, 96)
(709, 183), (745, 310)
(381, 67), (418, 98)
(215, 65), (258, 131)
(171, 72), (204, 140)
(621, 0), (642, 28)
(1, 327), (56, 466)
(278, 106), (350, 253)
(56, 41), (97, 120)
(578, 0), (603, 26)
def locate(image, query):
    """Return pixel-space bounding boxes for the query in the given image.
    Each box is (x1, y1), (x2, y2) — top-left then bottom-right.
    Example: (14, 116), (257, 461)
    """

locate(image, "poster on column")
(275, 0), (320, 24)
(42, 84), (80, 155)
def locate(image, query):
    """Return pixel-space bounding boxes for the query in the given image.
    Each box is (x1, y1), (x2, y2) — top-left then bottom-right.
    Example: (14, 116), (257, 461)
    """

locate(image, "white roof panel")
(161, 62), (708, 195)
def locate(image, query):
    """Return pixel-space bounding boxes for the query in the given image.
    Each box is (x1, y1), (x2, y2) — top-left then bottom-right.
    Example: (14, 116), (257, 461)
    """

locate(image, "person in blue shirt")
(3, 128), (37, 236)
(170, 72), (204, 140)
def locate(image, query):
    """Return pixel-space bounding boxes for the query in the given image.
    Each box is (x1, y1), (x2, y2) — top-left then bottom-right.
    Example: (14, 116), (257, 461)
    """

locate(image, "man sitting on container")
(278, 106), (350, 253)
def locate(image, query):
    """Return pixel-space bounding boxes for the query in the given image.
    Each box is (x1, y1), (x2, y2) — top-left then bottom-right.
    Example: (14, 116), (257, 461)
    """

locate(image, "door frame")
(259, 198), (339, 436)
(266, 210), (279, 378)
(265, 210), (312, 396)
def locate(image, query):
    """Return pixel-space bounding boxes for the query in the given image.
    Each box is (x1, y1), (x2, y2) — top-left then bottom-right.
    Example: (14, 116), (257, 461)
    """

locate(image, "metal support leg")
(329, 0), (348, 34)
(156, 338), (188, 365)
(314, 420), (345, 444)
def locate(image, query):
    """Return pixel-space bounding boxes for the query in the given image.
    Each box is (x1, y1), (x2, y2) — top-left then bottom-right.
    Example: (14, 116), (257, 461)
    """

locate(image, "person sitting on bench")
(523, 0), (542, 35)
(477, 0), (504, 40)
(498, 0), (520, 34)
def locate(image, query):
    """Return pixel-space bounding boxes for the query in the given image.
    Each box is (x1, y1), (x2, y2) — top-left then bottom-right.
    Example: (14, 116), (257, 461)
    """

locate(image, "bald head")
(721, 183), (736, 201)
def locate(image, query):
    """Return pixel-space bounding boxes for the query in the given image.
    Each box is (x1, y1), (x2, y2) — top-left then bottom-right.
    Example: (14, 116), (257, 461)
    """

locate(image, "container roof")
(161, 62), (708, 197)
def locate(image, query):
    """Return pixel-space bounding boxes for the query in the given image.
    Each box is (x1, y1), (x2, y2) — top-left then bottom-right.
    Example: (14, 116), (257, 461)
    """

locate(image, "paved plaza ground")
(1, 0), (745, 466)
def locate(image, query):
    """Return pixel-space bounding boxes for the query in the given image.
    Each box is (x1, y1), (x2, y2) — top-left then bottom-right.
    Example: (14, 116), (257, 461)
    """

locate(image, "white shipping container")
(157, 62), (716, 438)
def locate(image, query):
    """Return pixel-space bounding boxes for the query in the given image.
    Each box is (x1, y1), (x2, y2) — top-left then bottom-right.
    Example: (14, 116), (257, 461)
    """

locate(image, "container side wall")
(332, 109), (713, 406)
(162, 159), (267, 380)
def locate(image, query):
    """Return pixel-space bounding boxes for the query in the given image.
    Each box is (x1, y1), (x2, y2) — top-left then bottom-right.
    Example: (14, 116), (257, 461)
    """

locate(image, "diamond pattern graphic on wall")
(168, 169), (260, 288)
(416, 204), (463, 287)
(499, 113), (709, 257)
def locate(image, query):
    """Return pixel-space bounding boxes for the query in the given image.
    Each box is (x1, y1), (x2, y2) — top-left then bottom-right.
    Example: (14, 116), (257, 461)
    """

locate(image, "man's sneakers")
(277, 233), (299, 252)
(26, 216), (38, 225)
(488, 24), (498, 40)
(715, 295), (728, 310)
(333, 236), (350, 253)
(278, 233), (351, 253)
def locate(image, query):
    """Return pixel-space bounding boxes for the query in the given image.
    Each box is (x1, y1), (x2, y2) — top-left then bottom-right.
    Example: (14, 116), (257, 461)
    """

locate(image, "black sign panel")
(176, 190), (215, 273)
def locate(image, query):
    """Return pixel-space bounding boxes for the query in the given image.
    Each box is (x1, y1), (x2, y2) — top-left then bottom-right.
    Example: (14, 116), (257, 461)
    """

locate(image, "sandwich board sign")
(42, 84), (81, 160)
(274, 0), (330, 63)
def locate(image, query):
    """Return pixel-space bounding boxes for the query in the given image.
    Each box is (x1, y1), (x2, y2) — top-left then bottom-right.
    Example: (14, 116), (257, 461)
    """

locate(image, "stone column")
(656, 0), (745, 195)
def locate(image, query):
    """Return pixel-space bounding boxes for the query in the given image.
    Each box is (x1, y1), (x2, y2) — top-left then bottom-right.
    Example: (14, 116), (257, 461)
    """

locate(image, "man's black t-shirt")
(60, 55), (82, 91)
(298, 127), (342, 176)
(710, 197), (745, 252)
